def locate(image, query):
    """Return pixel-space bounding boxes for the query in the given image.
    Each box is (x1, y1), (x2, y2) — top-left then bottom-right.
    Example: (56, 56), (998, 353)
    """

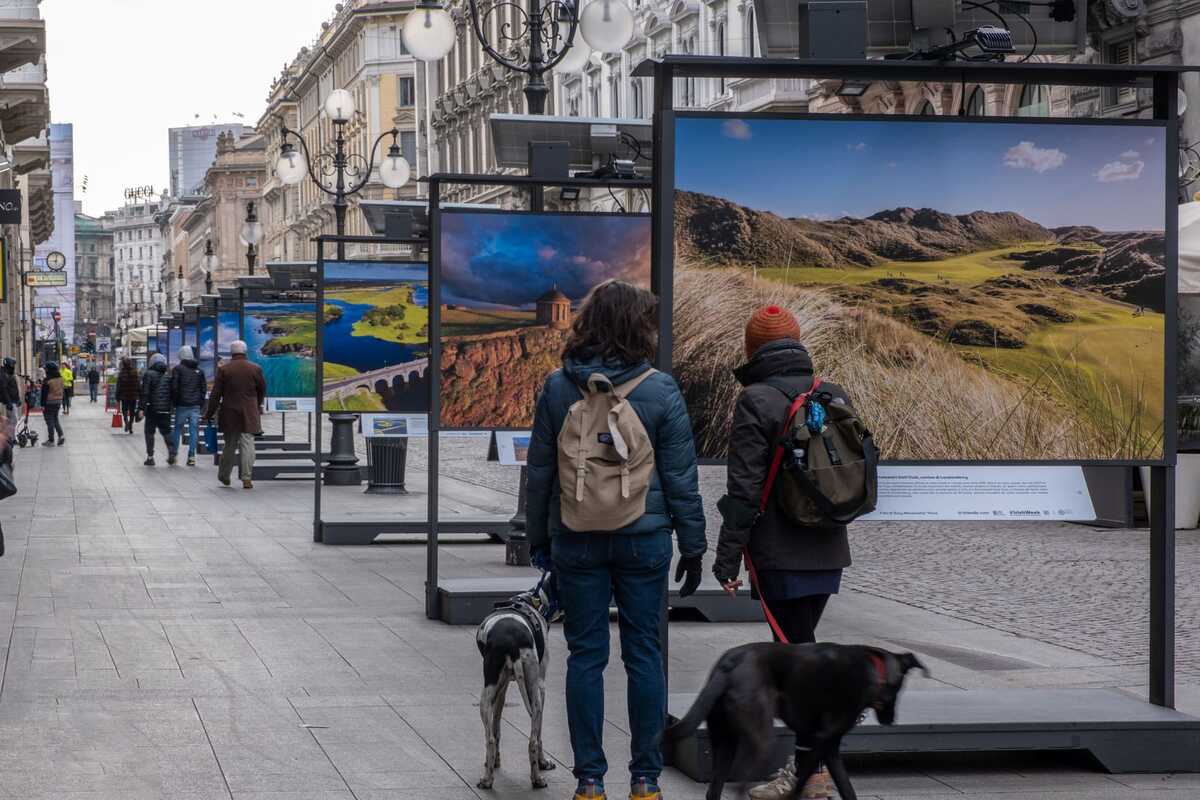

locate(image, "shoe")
(144, 457), (155, 466)
(57, 438), (64, 446)
(630, 778), (661, 800)
(167, 453), (177, 466)
(41, 440), (55, 447)
(186, 456), (195, 466)
(749, 757), (796, 800)
(219, 475), (231, 486)
(242, 479), (253, 490)
(801, 768), (835, 799)
(574, 779), (606, 800)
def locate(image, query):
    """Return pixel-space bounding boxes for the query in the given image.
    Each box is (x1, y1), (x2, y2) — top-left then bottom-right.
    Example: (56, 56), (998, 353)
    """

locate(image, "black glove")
(712, 525), (748, 586)
(674, 555), (703, 598)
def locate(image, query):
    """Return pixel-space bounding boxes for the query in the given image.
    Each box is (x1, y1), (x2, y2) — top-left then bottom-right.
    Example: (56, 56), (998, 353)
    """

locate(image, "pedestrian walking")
(203, 340), (265, 489)
(39, 362), (65, 447)
(168, 345), (206, 466)
(711, 305), (857, 800)
(116, 358), (140, 434)
(0, 357), (19, 423)
(139, 353), (172, 466)
(60, 362), (74, 414)
(525, 280), (706, 800)
(87, 364), (100, 403)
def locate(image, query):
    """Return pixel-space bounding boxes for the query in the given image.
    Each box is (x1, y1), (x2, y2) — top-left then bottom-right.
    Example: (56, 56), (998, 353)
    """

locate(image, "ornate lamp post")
(401, 0), (635, 113)
(274, 89), (412, 487)
(241, 201), (263, 275)
(204, 239), (216, 295)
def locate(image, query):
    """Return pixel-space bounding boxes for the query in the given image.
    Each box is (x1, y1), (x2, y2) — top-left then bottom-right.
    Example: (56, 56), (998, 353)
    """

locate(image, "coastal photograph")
(167, 325), (182, 367)
(244, 300), (317, 400)
(198, 317), (216, 383)
(674, 116), (1167, 461)
(439, 211), (651, 428)
(320, 260), (429, 413)
(217, 310), (239, 362)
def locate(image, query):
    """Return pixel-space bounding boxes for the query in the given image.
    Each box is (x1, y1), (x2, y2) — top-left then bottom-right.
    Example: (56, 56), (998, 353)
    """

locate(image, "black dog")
(668, 643), (928, 800)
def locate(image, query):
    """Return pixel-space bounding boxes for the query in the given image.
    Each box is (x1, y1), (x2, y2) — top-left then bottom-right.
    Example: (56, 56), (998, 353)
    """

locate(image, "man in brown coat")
(202, 340), (266, 489)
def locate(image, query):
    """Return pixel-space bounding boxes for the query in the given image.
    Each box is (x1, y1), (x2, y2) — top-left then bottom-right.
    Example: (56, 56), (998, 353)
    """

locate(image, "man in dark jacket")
(712, 305), (854, 800)
(203, 340), (265, 489)
(0, 357), (19, 422)
(86, 365), (101, 403)
(168, 345), (206, 466)
(139, 353), (173, 466)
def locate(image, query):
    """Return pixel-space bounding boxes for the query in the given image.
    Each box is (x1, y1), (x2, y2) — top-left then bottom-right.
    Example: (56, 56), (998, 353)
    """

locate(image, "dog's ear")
(899, 652), (931, 679)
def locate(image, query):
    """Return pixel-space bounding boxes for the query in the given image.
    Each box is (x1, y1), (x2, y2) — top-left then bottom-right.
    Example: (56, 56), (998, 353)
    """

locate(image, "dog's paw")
(477, 778), (494, 790)
(539, 759), (556, 771)
(531, 777), (549, 789)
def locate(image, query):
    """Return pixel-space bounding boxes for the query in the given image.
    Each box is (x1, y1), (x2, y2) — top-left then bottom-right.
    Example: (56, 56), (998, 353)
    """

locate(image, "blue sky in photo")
(440, 212), (651, 309)
(676, 117), (1167, 231)
(325, 261), (428, 283)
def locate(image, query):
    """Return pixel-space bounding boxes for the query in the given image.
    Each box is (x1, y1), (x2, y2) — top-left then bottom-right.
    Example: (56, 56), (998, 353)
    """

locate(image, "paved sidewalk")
(0, 400), (1193, 799)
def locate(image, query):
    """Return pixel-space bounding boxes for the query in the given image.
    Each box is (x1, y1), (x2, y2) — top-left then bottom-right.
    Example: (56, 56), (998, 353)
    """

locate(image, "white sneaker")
(748, 757), (796, 800)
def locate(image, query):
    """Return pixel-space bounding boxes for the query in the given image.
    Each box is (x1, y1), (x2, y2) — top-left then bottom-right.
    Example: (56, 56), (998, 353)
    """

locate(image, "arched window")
(746, 9), (757, 57)
(631, 80), (643, 117)
(965, 86), (985, 116)
(917, 99), (936, 116)
(1017, 84), (1049, 117)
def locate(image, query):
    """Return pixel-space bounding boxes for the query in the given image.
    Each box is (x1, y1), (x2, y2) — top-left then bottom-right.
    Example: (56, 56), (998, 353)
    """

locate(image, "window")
(589, 81), (601, 116)
(631, 80), (644, 118)
(399, 76), (415, 107)
(1104, 39), (1136, 107)
(611, 80), (620, 117)
(89, 299), (97, 318)
(717, 23), (726, 93)
(965, 87), (985, 116)
(917, 99), (937, 115)
(746, 9), (757, 57)
(1017, 84), (1049, 117)
(400, 130), (417, 168)
(246, 176), (258, 188)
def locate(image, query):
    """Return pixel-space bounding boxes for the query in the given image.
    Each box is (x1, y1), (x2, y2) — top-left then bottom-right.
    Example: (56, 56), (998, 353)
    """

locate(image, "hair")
(563, 279), (658, 365)
(230, 339), (248, 355)
(44, 363), (60, 379)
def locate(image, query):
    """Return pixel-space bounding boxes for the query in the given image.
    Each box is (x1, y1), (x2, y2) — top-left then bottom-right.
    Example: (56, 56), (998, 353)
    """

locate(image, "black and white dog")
(476, 583), (556, 790)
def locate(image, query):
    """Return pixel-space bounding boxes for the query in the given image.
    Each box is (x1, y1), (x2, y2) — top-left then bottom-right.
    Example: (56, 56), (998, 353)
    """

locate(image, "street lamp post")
(204, 239), (216, 295)
(401, 0), (635, 114)
(275, 89), (413, 487)
(241, 201), (263, 275)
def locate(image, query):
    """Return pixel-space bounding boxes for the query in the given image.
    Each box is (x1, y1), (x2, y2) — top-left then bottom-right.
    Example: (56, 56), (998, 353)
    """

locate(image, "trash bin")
(365, 437), (408, 494)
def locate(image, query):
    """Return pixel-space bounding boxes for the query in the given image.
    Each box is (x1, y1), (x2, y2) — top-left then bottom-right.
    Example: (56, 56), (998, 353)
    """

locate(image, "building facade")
(257, 0), (422, 263)
(103, 198), (166, 332)
(73, 203), (115, 341)
(168, 123), (245, 198)
(31, 122), (75, 342)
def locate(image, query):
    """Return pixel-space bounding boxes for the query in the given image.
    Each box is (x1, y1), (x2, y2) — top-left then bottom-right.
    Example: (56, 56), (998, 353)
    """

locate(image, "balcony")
(730, 78), (810, 112)
(0, 60), (48, 143)
(0, 17), (43, 75)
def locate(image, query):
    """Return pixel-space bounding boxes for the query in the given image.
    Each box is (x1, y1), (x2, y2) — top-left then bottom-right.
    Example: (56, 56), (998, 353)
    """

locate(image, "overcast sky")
(43, 0), (338, 216)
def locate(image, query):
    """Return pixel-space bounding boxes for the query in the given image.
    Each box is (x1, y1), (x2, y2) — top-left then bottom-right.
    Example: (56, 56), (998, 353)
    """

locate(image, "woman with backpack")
(712, 305), (859, 800)
(526, 280), (706, 800)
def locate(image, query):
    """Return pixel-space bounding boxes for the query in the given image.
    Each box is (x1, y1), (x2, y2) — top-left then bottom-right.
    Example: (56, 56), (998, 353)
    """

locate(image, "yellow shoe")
(629, 778), (662, 800)
(574, 779), (606, 800)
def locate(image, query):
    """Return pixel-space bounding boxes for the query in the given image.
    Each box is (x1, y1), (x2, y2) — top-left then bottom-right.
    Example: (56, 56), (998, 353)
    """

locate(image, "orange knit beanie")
(745, 305), (801, 359)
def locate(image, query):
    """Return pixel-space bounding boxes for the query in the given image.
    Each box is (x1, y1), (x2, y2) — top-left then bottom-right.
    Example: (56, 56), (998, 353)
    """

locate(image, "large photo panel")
(320, 260), (429, 413)
(244, 295), (317, 402)
(673, 114), (1168, 462)
(438, 210), (652, 429)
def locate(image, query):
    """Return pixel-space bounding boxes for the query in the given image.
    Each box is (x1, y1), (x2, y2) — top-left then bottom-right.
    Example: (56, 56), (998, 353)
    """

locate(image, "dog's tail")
(662, 662), (733, 742)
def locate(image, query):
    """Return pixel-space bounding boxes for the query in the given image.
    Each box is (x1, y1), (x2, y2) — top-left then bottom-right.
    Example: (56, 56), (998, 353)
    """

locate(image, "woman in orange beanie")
(713, 304), (855, 800)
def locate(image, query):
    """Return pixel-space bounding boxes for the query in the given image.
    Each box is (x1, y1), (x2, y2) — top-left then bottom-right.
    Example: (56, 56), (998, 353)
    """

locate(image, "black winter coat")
(170, 361), (207, 408)
(713, 341), (852, 582)
(0, 370), (17, 407)
(139, 363), (172, 415)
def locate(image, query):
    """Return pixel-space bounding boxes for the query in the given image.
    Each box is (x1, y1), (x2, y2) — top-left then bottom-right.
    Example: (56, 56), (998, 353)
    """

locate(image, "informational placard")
(361, 413), (429, 438)
(266, 397), (316, 413)
(96, 337), (111, 354)
(25, 272), (67, 287)
(495, 430), (532, 465)
(861, 466), (1097, 521)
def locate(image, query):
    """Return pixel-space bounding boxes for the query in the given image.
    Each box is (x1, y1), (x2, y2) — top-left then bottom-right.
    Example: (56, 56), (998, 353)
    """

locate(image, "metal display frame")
(632, 54), (1197, 775)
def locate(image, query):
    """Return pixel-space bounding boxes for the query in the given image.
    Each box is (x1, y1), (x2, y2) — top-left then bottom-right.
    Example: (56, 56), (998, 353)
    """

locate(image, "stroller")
(15, 378), (37, 448)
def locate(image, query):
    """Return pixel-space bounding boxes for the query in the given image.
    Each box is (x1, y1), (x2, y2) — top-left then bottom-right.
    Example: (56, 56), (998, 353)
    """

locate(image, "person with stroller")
(39, 362), (65, 447)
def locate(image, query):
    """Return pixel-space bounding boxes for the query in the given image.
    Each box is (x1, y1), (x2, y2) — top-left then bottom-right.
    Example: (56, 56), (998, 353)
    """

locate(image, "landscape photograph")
(167, 325), (182, 367)
(244, 300), (317, 400)
(217, 310), (239, 362)
(439, 211), (651, 428)
(321, 261), (429, 413)
(674, 116), (1167, 461)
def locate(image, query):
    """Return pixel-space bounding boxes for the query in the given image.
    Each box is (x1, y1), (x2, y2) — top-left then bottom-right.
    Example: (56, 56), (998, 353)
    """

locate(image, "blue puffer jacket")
(526, 356), (707, 558)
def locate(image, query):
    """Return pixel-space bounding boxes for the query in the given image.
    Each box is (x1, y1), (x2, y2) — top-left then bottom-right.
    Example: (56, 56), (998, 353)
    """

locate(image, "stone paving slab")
(0, 401), (1192, 799)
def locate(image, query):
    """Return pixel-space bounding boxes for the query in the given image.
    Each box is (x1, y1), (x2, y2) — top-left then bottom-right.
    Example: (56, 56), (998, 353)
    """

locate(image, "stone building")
(535, 286), (571, 328)
(103, 197), (166, 332)
(32, 123), (74, 342)
(73, 205), (115, 341)
(258, 0), (422, 264)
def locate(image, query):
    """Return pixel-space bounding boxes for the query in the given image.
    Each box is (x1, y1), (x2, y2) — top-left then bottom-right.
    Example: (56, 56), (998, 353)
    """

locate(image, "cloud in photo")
(847, 142), (867, 152)
(1004, 141), (1067, 173)
(1121, 149), (1140, 159)
(1096, 159), (1145, 183)
(721, 119), (752, 141)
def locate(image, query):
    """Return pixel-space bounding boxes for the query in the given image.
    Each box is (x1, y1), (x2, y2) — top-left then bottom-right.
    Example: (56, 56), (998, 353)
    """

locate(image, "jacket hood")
(149, 353), (167, 369)
(733, 340), (813, 387)
(181, 359), (198, 369)
(563, 355), (651, 390)
(149, 361), (167, 373)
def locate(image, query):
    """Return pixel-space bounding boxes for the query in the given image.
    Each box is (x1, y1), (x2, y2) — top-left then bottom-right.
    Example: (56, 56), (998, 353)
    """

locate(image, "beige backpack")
(557, 369), (657, 532)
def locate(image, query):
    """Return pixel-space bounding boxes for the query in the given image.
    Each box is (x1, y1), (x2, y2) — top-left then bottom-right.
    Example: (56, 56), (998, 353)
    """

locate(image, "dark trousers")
(757, 584), (830, 644)
(121, 400), (136, 432)
(553, 531), (671, 784)
(62, 387), (72, 411)
(143, 411), (171, 456)
(88, 383), (98, 402)
(43, 403), (63, 441)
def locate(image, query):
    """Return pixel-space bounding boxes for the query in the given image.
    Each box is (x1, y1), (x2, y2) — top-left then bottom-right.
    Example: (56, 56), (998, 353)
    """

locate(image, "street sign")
(96, 337), (111, 354)
(68, 345), (80, 355)
(0, 189), (21, 224)
(25, 272), (67, 287)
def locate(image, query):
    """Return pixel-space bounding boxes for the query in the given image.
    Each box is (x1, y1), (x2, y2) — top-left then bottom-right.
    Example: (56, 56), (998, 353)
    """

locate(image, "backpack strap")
(609, 368), (656, 499)
(758, 377), (822, 514)
(611, 367), (657, 400)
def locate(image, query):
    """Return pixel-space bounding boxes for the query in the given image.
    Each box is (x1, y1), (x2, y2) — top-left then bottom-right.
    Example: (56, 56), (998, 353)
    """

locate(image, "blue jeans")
(552, 531), (671, 784)
(170, 405), (200, 457)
